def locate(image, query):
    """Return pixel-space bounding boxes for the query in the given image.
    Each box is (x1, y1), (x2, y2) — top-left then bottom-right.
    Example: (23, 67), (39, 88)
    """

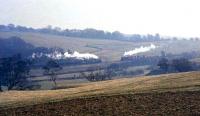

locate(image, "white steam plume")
(124, 44), (157, 56)
(32, 51), (99, 60)
(64, 51), (99, 60)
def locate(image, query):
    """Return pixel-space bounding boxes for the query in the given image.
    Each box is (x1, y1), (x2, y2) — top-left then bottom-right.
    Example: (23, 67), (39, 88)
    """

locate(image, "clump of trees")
(171, 58), (192, 72)
(43, 60), (62, 88)
(148, 57), (194, 75)
(0, 54), (31, 91)
(80, 70), (112, 82)
(157, 58), (193, 73)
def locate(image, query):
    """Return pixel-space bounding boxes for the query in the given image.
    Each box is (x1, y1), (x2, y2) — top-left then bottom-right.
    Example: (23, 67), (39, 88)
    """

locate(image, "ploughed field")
(0, 71), (200, 115)
(1, 91), (200, 116)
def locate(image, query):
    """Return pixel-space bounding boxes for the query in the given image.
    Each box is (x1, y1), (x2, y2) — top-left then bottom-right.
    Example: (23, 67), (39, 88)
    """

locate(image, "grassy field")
(1, 71), (200, 115)
(29, 63), (151, 90)
(0, 72), (200, 108)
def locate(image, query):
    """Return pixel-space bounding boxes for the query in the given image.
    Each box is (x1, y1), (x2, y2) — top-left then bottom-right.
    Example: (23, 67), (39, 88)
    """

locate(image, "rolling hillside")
(1, 71), (200, 115)
(1, 31), (200, 62)
(0, 31), (149, 62)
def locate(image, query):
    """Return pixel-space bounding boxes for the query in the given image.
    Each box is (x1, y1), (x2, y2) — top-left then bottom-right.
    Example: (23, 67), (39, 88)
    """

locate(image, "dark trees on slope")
(0, 54), (31, 91)
(157, 58), (193, 74)
(172, 58), (192, 72)
(157, 58), (169, 71)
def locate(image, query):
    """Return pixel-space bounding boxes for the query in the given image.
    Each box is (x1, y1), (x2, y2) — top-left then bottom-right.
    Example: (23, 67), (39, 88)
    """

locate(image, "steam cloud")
(123, 44), (157, 56)
(64, 51), (99, 59)
(32, 51), (99, 60)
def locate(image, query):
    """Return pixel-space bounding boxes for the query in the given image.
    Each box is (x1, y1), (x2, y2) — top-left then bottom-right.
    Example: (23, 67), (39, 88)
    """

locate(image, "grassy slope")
(1, 71), (200, 109)
(1, 31), (200, 62)
(0, 31), (150, 62)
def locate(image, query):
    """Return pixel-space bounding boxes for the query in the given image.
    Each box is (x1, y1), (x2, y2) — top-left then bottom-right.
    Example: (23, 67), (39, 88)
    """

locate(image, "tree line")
(148, 58), (196, 75)
(0, 24), (163, 41)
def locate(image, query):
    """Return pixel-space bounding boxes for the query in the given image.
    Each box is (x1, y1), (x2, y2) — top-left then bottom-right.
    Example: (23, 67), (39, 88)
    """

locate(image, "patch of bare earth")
(1, 91), (200, 116)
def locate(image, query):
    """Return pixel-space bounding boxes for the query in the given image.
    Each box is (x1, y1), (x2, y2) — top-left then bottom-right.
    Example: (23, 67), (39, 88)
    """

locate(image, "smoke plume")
(123, 44), (157, 56)
(32, 51), (99, 60)
(64, 51), (99, 59)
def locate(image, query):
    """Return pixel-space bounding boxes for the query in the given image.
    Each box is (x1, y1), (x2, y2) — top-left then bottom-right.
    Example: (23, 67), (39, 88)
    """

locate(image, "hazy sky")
(1, 0), (200, 37)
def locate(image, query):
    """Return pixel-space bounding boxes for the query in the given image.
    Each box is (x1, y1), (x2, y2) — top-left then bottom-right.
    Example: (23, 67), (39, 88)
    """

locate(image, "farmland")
(1, 31), (200, 115)
(1, 31), (200, 90)
(0, 71), (200, 115)
(1, 0), (200, 115)
(1, 31), (200, 62)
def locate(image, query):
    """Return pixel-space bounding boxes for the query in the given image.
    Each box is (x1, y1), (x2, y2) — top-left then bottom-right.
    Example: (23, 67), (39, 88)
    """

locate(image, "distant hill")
(0, 24), (165, 41)
(0, 36), (34, 58)
(1, 31), (200, 62)
(0, 36), (101, 67)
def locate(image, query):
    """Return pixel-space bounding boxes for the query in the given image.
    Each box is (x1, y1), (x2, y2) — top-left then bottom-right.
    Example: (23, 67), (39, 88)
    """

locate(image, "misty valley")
(2, 1), (200, 115)
(1, 25), (200, 91)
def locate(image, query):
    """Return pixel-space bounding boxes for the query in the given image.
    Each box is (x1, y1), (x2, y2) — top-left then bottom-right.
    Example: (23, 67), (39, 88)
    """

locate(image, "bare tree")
(43, 60), (62, 88)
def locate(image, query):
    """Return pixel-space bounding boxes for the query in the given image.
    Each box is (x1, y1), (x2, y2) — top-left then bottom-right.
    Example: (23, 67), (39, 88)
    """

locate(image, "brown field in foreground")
(1, 91), (200, 116)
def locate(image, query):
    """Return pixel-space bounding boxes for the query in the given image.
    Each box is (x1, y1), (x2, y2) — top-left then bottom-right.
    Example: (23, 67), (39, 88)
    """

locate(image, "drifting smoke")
(123, 44), (157, 56)
(32, 51), (99, 60)
(31, 51), (63, 60)
(64, 51), (99, 59)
